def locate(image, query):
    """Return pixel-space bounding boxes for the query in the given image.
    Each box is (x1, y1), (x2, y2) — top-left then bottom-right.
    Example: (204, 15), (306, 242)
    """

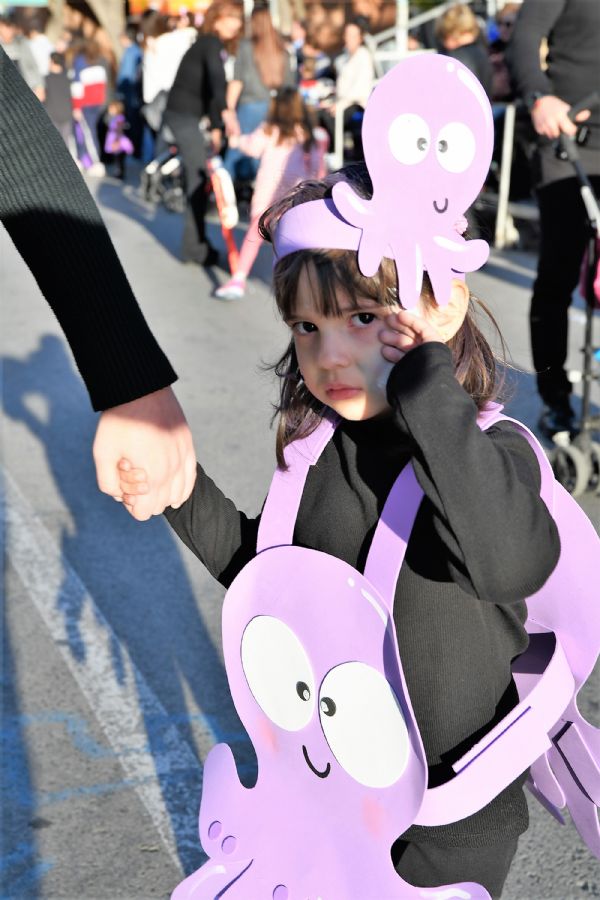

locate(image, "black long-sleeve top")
(0, 47), (176, 411)
(165, 34), (227, 130)
(506, 0), (600, 149)
(165, 343), (560, 846)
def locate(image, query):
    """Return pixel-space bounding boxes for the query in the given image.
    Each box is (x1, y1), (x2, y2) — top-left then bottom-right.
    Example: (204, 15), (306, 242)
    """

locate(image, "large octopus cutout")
(172, 543), (490, 899)
(332, 54), (494, 309)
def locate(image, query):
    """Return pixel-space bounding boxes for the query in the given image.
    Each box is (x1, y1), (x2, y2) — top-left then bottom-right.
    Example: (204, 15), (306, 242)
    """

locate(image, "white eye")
(388, 114), (431, 166)
(435, 122), (476, 173)
(319, 662), (409, 787)
(241, 616), (315, 731)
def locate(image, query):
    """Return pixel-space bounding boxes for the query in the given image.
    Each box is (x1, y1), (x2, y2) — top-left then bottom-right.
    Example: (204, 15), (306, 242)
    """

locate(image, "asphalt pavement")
(1, 170), (599, 899)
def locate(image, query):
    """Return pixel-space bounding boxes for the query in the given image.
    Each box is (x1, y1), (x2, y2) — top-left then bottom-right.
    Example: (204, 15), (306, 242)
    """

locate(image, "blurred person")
(507, 0), (600, 437)
(319, 19), (374, 161)
(139, 10), (195, 141)
(44, 51), (75, 155)
(116, 23), (143, 157)
(1, 45), (196, 520)
(0, 13), (44, 99)
(26, 14), (53, 78)
(69, 35), (111, 172)
(214, 86), (325, 300)
(164, 0), (243, 267)
(435, 4), (493, 99)
(488, 3), (520, 102)
(104, 99), (134, 180)
(223, 6), (294, 183)
(289, 17), (307, 72)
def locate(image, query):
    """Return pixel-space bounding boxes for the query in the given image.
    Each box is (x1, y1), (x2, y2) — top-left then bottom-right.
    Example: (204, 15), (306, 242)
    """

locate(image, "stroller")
(549, 93), (600, 497)
(139, 123), (186, 214)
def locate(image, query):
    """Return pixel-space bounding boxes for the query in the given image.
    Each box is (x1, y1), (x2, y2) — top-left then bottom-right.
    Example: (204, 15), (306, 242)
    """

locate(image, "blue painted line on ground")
(1, 711), (248, 760)
(0, 858), (55, 899)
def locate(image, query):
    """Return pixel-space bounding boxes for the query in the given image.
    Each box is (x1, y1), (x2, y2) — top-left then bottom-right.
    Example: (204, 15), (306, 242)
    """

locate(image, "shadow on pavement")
(2, 335), (257, 877)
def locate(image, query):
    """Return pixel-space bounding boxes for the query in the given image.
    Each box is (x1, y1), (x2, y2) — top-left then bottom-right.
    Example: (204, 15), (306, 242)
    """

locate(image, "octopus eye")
(241, 616), (315, 731)
(319, 662), (409, 787)
(436, 122), (476, 173)
(388, 113), (431, 166)
(320, 697), (336, 717)
(296, 681), (311, 702)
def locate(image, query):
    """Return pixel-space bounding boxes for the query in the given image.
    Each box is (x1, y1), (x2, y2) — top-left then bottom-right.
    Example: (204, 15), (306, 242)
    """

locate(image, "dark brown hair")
(259, 164), (507, 469)
(265, 87), (315, 150)
(250, 7), (286, 90)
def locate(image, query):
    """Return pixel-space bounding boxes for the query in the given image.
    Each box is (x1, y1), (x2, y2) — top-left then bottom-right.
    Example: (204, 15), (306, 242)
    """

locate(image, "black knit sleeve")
(204, 35), (227, 130)
(387, 343), (560, 603)
(0, 47), (177, 411)
(164, 463), (260, 588)
(505, 0), (564, 99)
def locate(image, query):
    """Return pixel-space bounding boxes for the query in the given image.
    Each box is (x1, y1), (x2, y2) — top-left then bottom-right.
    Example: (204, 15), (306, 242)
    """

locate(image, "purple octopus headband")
(273, 55), (494, 310)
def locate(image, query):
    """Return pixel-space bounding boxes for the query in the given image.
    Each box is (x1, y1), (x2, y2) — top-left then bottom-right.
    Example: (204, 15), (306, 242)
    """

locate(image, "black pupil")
(296, 681), (310, 701)
(417, 137), (427, 151)
(320, 697), (336, 717)
(438, 139), (448, 153)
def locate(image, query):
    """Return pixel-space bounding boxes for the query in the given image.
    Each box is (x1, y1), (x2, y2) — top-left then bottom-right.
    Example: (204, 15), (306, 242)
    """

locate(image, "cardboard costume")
(172, 57), (600, 899)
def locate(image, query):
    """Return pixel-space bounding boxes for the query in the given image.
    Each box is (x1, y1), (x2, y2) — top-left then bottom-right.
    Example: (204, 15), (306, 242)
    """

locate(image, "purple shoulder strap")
(257, 416), (424, 612)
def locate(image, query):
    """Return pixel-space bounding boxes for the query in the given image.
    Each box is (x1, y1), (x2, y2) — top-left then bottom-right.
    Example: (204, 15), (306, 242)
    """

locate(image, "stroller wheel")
(588, 441), (600, 494)
(551, 444), (592, 497)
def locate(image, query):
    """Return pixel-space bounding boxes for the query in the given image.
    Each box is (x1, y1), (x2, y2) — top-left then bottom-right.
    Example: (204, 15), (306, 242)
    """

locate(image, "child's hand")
(117, 458), (150, 515)
(379, 309), (444, 363)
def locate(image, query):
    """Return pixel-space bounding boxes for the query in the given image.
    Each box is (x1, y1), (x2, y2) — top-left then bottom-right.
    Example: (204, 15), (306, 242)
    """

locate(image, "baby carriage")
(549, 92), (600, 497)
(139, 124), (186, 214)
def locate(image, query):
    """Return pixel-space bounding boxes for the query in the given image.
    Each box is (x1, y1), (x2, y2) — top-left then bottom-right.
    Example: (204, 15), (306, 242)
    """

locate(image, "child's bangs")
(274, 248), (398, 320)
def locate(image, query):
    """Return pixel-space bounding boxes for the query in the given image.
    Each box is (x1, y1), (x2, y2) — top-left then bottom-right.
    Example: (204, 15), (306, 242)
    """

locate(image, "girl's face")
(286, 266), (402, 421)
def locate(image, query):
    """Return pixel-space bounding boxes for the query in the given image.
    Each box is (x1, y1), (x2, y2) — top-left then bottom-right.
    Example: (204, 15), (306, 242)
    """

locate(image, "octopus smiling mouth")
(302, 745), (331, 779)
(433, 198), (449, 213)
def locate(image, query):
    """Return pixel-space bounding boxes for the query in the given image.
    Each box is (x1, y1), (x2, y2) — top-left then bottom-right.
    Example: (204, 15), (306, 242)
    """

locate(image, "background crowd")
(2, 0), (599, 437)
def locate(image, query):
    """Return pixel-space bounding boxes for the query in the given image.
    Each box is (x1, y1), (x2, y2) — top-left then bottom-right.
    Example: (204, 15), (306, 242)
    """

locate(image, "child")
(104, 99), (134, 180)
(119, 161), (560, 896)
(44, 52), (75, 156)
(214, 86), (326, 301)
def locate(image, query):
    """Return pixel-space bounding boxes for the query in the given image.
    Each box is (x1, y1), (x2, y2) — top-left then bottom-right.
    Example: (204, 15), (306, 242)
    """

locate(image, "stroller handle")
(567, 91), (600, 123)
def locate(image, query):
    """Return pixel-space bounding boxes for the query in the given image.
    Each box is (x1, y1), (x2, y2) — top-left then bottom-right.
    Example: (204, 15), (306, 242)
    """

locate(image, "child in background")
(118, 162), (560, 896)
(214, 86), (327, 301)
(104, 99), (134, 180)
(44, 52), (75, 157)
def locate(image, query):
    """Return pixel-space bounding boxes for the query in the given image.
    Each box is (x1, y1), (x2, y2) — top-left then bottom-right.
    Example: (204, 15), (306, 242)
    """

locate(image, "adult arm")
(504, 0), (584, 138)
(204, 34), (228, 130)
(1, 48), (197, 516)
(387, 343), (560, 603)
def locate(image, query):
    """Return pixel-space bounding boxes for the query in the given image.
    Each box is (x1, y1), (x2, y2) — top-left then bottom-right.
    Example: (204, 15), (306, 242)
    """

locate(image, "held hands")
(531, 95), (590, 140)
(93, 386), (196, 521)
(379, 309), (444, 364)
(118, 460), (151, 516)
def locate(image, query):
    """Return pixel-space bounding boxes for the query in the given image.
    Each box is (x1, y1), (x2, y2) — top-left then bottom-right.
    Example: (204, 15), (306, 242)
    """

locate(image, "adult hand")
(210, 128), (223, 155)
(531, 95), (590, 139)
(93, 386), (197, 521)
(222, 108), (240, 138)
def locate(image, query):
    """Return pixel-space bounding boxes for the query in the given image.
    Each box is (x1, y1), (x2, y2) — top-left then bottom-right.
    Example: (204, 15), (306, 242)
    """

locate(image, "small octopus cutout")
(332, 55), (494, 309)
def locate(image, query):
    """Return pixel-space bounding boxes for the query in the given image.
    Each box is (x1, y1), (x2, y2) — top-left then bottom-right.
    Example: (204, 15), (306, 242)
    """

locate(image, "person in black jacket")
(164, 1), (242, 266)
(1, 45), (196, 519)
(506, 0), (600, 437)
(119, 169), (560, 897)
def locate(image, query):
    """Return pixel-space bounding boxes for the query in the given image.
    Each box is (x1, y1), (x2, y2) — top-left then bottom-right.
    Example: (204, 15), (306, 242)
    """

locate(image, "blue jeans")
(224, 100), (268, 182)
